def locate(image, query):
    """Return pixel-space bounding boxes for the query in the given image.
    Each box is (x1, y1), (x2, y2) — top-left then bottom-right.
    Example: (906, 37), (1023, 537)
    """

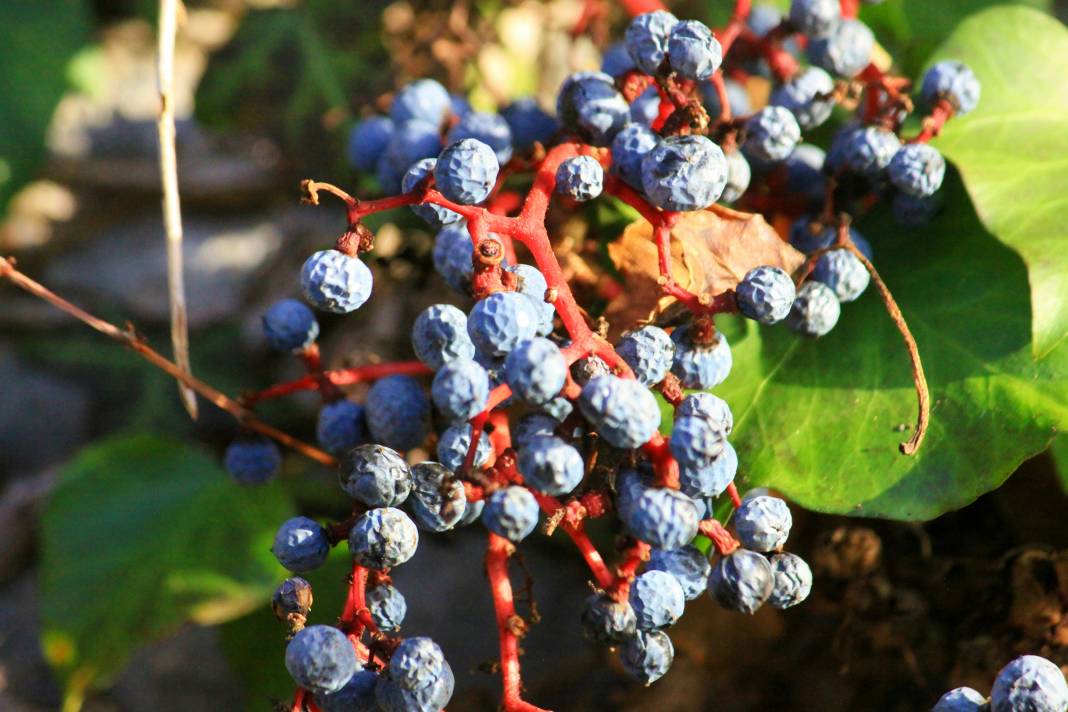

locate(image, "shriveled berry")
(671, 324), (732, 389)
(788, 281), (841, 338)
(468, 291), (540, 358)
(375, 636), (454, 712)
(933, 687), (987, 712)
(888, 143), (946, 197)
(621, 630), (674, 685)
(367, 583), (407, 632)
(482, 486), (540, 542)
(616, 325), (675, 387)
(348, 507), (419, 569)
(813, 249), (870, 303)
(555, 155), (604, 202)
(922, 61), (981, 116)
(629, 570), (686, 629)
(767, 552), (813, 609)
(436, 423), (492, 473)
(744, 106), (801, 163)
(625, 10), (679, 73)
(582, 593), (638, 645)
(678, 440), (737, 499)
(285, 625), (358, 695)
(641, 135), (728, 212)
(435, 139), (499, 205)
(556, 71), (630, 146)
(708, 549), (774, 614)
(667, 20), (722, 81)
(579, 375), (661, 449)
(301, 250), (373, 314)
(736, 265), (797, 324)
(648, 545), (712, 601)
(991, 655), (1068, 712)
(770, 66), (835, 130)
(504, 337), (567, 405)
(431, 358), (489, 423)
(412, 304), (476, 370)
(339, 444), (412, 508)
(623, 487), (700, 550)
(407, 462), (467, 532)
(735, 495), (793, 551)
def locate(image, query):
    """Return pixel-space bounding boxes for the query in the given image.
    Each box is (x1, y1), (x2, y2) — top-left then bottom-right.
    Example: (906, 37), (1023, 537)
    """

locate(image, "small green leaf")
(0, 0), (90, 212)
(861, 0), (1051, 77)
(929, 6), (1068, 359)
(40, 434), (294, 708)
(672, 173), (1068, 520)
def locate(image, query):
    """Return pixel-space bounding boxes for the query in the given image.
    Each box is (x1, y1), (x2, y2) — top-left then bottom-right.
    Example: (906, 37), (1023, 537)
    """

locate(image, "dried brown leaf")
(604, 206), (805, 336)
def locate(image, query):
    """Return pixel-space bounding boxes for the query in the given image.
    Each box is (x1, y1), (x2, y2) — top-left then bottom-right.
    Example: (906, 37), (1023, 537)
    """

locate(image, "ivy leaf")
(861, 0), (1051, 76)
(929, 6), (1068, 359)
(40, 434), (293, 710)
(662, 173), (1067, 520)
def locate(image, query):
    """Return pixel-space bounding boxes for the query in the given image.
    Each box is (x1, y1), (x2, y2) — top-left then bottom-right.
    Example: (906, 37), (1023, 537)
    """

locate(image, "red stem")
(608, 540), (651, 600)
(486, 533), (551, 712)
(619, 0), (666, 14)
(910, 99), (955, 143)
(243, 361), (432, 405)
(840, 0), (860, 19)
(533, 492), (615, 589)
(726, 482), (742, 508)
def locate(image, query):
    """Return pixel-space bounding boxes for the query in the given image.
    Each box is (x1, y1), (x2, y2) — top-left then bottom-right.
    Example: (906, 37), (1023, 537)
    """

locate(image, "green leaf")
(928, 6), (1068, 359)
(40, 434), (294, 710)
(0, 0), (90, 212)
(677, 172), (1068, 520)
(861, 0), (1051, 77)
(1052, 437), (1068, 494)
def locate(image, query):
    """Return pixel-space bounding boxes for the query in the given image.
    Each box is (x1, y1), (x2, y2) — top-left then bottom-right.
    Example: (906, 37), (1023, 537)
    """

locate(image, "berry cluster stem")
(486, 533), (551, 712)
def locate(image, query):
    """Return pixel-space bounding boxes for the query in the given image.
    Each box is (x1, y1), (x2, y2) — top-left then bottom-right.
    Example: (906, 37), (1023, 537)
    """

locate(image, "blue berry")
(390, 78), (451, 126)
(721, 149), (751, 203)
(579, 375), (661, 449)
(670, 324), (732, 389)
(431, 358), (489, 423)
(648, 545), (712, 601)
(381, 120), (444, 192)
(348, 507), (419, 569)
(807, 18), (874, 78)
(432, 222), (474, 294)
(744, 106), (801, 162)
(316, 400), (367, 455)
(403, 158), (461, 227)
(611, 123), (661, 190)
(365, 375), (430, 451)
(621, 629), (674, 685)
(748, 4), (783, 37)
(412, 304), (475, 370)
(348, 116), (395, 172)
(367, 583), (407, 632)
(625, 11), (679, 74)
(317, 670), (380, 712)
(514, 413), (558, 450)
(467, 291), (540, 358)
(436, 423), (492, 473)
(447, 111), (514, 165)
(601, 42), (636, 77)
(504, 338), (567, 405)
(555, 155), (604, 201)
(434, 139), (499, 205)
(699, 77), (751, 120)
(844, 126), (901, 178)
(771, 66), (835, 130)
(922, 61), (980, 116)
(458, 497), (485, 527)
(570, 354), (611, 386)
(273, 576), (313, 619)
(518, 435), (584, 496)
(262, 298), (319, 352)
(581, 593), (638, 645)
(991, 655), (1068, 712)
(539, 395), (573, 422)
(623, 487), (700, 550)
(735, 495), (792, 551)
(615, 465), (655, 520)
(677, 392), (733, 433)
(616, 325), (674, 387)
(784, 144), (828, 206)
(641, 135), (728, 212)
(813, 248), (870, 303)
(679, 440), (737, 499)
(500, 99), (558, 151)
(788, 215), (833, 254)
(736, 265), (797, 324)
(889, 143), (946, 197)
(285, 625), (358, 695)
(788, 0), (840, 39)
(629, 569), (685, 629)
(508, 264), (555, 336)
(272, 516), (330, 573)
(556, 72), (630, 146)
(708, 549), (774, 614)
(339, 444), (412, 508)
(301, 250), (373, 314)
(933, 687), (987, 712)
(450, 93), (472, 118)
(630, 86), (661, 126)
(224, 436), (281, 485)
(788, 281), (841, 338)
(482, 486), (540, 542)
(667, 20), (722, 80)
(407, 461), (467, 532)
(825, 122), (862, 172)
(767, 552), (813, 609)
(893, 192), (941, 228)
(670, 414), (726, 469)
(375, 637), (454, 712)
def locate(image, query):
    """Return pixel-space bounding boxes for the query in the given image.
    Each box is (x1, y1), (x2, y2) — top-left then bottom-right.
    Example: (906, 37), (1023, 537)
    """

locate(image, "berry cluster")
(218, 2), (992, 709)
(933, 655), (1068, 712)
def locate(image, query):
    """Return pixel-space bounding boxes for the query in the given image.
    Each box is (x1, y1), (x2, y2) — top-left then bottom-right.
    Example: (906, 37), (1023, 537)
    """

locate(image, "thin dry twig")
(157, 0), (197, 419)
(0, 256), (336, 468)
